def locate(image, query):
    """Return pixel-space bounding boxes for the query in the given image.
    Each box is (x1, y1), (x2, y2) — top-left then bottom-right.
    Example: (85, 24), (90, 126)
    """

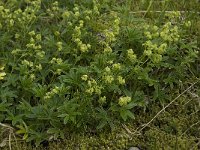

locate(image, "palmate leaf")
(47, 128), (64, 140)
(1, 73), (19, 87)
(132, 90), (146, 107)
(125, 102), (137, 109)
(6, 113), (24, 126)
(58, 113), (69, 124)
(126, 110), (135, 119)
(120, 110), (127, 121)
(60, 73), (79, 86)
(64, 115), (70, 124)
(0, 87), (18, 101)
(20, 76), (32, 88)
(97, 120), (107, 129)
(27, 131), (48, 147)
(120, 109), (135, 121)
(0, 102), (12, 112)
(32, 83), (48, 98)
(16, 122), (29, 140)
(57, 101), (81, 125)
(96, 107), (115, 130)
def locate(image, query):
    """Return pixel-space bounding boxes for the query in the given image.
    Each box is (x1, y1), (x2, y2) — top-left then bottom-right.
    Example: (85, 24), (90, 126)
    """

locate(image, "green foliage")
(0, 0), (199, 146)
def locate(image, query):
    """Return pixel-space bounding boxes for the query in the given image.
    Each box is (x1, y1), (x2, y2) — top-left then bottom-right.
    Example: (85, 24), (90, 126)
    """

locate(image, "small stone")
(128, 147), (140, 150)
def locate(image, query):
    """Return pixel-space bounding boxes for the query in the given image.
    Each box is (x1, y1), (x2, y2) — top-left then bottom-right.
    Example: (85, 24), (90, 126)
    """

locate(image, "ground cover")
(0, 0), (199, 149)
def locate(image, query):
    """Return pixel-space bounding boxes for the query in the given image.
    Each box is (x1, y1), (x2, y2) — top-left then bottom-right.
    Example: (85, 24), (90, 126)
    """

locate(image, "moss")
(1, 95), (199, 150)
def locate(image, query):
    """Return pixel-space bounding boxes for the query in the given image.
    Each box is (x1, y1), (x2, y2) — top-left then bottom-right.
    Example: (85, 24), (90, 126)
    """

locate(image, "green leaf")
(64, 115), (70, 124)
(126, 110), (135, 119)
(0, 102), (12, 112)
(120, 109), (135, 121)
(125, 102), (137, 109)
(97, 120), (107, 129)
(120, 110), (128, 121)
(58, 114), (68, 118)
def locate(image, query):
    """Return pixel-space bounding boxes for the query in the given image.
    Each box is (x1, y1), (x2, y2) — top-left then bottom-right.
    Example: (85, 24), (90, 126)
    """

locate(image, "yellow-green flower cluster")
(50, 57), (63, 64)
(98, 96), (106, 105)
(73, 5), (80, 18)
(112, 63), (121, 71)
(54, 31), (60, 37)
(102, 66), (125, 85)
(21, 60), (34, 67)
(143, 41), (167, 63)
(144, 25), (159, 39)
(103, 75), (114, 84)
(184, 21), (191, 28)
(51, 1), (59, 11)
(56, 69), (62, 75)
(93, 0), (100, 15)
(83, 10), (92, 21)
(56, 42), (63, 51)
(104, 45), (113, 53)
(44, 86), (60, 100)
(26, 31), (45, 58)
(142, 16), (183, 63)
(144, 19), (180, 43)
(30, 74), (36, 81)
(117, 76), (125, 85)
(127, 49), (137, 62)
(0, 1), (40, 29)
(49, 58), (63, 74)
(47, 1), (59, 17)
(118, 96), (131, 106)
(99, 13), (120, 52)
(62, 10), (71, 19)
(0, 65), (6, 80)
(107, 60), (113, 64)
(11, 48), (21, 55)
(86, 79), (102, 95)
(105, 66), (111, 73)
(159, 12), (181, 42)
(104, 29), (116, 43)
(113, 17), (120, 35)
(160, 23), (179, 42)
(165, 11), (181, 19)
(28, 31), (42, 42)
(102, 66), (114, 84)
(35, 64), (42, 71)
(157, 43), (167, 54)
(72, 21), (91, 53)
(109, 11), (120, 36)
(13, 0), (40, 25)
(143, 41), (167, 55)
(81, 75), (88, 81)
(0, 7), (14, 28)
(21, 60), (43, 73)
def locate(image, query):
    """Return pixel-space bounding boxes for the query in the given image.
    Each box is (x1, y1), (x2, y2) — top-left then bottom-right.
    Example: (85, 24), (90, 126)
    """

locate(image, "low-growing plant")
(0, 0), (199, 146)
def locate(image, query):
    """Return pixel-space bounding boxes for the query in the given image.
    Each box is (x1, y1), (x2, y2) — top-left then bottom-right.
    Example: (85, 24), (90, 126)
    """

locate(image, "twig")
(143, 0), (154, 17)
(181, 121), (200, 137)
(130, 10), (200, 15)
(188, 91), (200, 98)
(0, 122), (16, 150)
(190, 140), (200, 150)
(0, 123), (14, 130)
(9, 132), (12, 150)
(133, 81), (198, 135)
(13, 133), (20, 150)
(121, 124), (140, 136)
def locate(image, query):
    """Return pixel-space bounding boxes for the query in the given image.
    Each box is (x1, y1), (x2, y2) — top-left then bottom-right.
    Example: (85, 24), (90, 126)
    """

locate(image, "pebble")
(128, 147), (140, 150)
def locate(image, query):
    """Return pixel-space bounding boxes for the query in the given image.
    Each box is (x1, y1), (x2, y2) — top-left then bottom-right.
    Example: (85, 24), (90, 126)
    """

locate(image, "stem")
(143, 0), (154, 18)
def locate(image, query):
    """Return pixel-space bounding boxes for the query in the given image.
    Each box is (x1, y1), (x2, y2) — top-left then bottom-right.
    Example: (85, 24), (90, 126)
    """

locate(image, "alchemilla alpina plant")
(0, 0), (199, 146)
